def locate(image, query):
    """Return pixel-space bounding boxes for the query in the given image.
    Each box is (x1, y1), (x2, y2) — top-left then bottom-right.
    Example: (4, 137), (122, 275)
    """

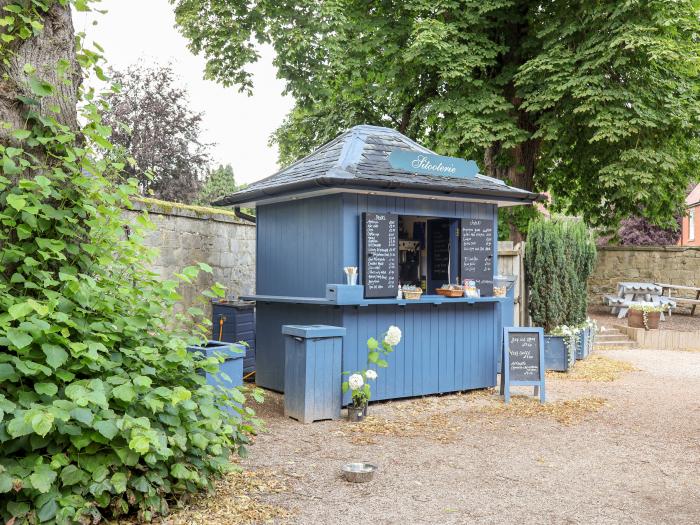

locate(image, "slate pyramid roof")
(214, 125), (542, 206)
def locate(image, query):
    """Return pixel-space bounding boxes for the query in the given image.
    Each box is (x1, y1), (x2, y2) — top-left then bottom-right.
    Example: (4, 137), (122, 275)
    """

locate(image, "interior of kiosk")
(398, 215), (460, 293)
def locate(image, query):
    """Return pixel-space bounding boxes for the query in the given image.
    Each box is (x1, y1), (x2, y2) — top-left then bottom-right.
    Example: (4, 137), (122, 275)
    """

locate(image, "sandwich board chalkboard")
(500, 327), (546, 403)
(460, 219), (494, 296)
(362, 212), (399, 298)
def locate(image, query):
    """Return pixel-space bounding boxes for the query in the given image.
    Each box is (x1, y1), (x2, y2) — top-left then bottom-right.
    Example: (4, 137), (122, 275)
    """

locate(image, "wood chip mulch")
(339, 386), (609, 446)
(157, 469), (291, 525)
(547, 354), (637, 382)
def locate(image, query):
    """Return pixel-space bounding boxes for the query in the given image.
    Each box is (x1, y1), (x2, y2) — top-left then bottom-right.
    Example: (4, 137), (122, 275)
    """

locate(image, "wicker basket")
(402, 290), (423, 300)
(436, 288), (464, 298)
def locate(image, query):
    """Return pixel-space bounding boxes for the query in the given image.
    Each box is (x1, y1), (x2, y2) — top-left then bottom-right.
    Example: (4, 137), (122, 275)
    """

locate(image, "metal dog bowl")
(341, 462), (377, 483)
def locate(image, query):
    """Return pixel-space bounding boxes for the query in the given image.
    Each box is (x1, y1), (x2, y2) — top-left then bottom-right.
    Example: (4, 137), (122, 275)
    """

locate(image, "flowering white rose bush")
(348, 373), (364, 390)
(384, 325), (402, 347)
(342, 325), (402, 408)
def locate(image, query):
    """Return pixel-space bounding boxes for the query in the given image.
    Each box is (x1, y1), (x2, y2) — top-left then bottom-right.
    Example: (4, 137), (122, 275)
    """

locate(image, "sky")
(74, 0), (294, 185)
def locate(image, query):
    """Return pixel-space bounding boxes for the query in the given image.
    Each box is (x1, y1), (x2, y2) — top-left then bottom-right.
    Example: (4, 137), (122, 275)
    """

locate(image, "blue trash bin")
(282, 325), (345, 423)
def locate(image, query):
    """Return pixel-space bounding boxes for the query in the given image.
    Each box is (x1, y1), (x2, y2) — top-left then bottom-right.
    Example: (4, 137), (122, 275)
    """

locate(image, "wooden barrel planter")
(628, 310), (660, 330)
(544, 335), (576, 372)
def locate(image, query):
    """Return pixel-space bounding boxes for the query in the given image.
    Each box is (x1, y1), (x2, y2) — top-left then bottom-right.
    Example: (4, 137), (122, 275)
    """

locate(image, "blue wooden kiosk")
(215, 125), (541, 404)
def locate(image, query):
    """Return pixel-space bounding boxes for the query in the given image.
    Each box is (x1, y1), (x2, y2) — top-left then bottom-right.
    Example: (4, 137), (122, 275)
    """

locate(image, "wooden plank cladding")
(341, 302), (499, 403)
(254, 300), (502, 401)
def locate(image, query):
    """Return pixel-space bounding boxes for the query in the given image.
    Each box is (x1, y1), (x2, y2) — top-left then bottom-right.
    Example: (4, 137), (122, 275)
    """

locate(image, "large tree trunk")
(484, 103), (541, 242)
(0, 1), (80, 145)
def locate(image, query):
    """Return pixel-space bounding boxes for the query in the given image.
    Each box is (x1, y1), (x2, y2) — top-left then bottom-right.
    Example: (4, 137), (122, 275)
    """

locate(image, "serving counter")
(245, 292), (513, 402)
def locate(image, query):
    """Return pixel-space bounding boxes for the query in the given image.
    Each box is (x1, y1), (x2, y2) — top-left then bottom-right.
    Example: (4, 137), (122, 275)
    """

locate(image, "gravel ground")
(589, 306), (700, 332)
(241, 348), (700, 525)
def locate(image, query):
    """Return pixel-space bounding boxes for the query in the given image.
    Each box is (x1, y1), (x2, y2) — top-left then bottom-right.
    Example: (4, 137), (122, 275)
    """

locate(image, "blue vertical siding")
(257, 193), (496, 294)
(340, 302), (498, 404)
(254, 192), (501, 403)
(255, 302), (342, 391)
(257, 195), (344, 297)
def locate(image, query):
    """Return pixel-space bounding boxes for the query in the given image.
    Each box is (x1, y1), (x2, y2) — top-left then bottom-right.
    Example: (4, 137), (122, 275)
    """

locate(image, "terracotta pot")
(628, 309), (660, 330)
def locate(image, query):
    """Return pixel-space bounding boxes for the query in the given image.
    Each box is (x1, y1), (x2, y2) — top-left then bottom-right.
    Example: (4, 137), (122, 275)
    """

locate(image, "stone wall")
(124, 199), (256, 312)
(588, 246), (700, 308)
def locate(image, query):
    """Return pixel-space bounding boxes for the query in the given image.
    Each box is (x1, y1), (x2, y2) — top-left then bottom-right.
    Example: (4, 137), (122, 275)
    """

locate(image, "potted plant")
(344, 371), (375, 422)
(574, 318), (596, 360)
(342, 325), (401, 422)
(545, 325), (579, 372)
(526, 219), (597, 372)
(628, 304), (665, 330)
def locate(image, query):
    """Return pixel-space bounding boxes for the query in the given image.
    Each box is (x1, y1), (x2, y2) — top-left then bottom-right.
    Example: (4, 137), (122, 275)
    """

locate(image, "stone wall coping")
(598, 245), (700, 253)
(128, 198), (255, 227)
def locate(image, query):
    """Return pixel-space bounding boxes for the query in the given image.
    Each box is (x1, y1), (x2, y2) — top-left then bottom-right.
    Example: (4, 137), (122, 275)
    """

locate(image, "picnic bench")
(655, 283), (700, 316)
(603, 282), (676, 319)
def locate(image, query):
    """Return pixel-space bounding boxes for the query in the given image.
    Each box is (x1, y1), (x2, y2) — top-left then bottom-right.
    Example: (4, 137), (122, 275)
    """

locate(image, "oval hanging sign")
(388, 150), (478, 179)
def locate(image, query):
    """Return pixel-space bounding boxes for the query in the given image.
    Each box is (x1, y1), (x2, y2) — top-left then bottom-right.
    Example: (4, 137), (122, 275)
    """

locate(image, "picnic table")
(655, 283), (700, 316)
(604, 281), (676, 319)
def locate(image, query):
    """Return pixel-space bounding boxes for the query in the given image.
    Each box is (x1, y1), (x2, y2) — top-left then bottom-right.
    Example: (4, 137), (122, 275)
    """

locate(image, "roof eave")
(212, 176), (544, 207)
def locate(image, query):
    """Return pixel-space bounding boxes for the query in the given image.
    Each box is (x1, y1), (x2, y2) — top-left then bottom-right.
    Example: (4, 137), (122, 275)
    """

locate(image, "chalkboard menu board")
(507, 332), (540, 381)
(460, 219), (494, 296)
(501, 327), (546, 404)
(428, 221), (449, 281)
(362, 212), (398, 298)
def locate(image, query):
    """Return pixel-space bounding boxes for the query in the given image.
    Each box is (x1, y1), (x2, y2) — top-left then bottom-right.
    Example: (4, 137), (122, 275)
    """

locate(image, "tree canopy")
(195, 163), (237, 205)
(103, 63), (211, 203)
(172, 0), (700, 230)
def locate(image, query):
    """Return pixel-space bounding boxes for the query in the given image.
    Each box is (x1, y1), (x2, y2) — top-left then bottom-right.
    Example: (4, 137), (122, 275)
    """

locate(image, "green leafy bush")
(0, 3), (260, 523)
(525, 219), (596, 332)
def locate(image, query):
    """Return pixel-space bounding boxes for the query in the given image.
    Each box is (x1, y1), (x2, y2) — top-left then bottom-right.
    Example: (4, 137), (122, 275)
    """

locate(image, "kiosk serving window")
(362, 213), (494, 298)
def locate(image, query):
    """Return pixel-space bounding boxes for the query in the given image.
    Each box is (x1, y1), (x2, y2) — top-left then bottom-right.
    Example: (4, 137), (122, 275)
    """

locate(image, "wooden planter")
(187, 340), (246, 413)
(544, 335), (576, 372)
(628, 310), (660, 330)
(576, 327), (591, 360)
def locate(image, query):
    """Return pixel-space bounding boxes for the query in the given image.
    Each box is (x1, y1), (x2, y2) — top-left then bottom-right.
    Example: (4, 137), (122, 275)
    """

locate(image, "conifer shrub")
(525, 219), (596, 332)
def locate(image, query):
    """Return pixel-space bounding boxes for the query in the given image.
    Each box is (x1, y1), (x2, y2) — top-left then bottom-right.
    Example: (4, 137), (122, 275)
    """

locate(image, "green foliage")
(0, 2), (261, 522)
(341, 327), (401, 407)
(172, 0), (700, 229)
(498, 206), (541, 241)
(525, 219), (596, 332)
(195, 164), (237, 205)
(103, 63), (211, 204)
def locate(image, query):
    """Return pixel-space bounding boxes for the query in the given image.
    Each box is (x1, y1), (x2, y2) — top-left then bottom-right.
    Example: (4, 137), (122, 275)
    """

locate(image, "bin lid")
(282, 324), (347, 338)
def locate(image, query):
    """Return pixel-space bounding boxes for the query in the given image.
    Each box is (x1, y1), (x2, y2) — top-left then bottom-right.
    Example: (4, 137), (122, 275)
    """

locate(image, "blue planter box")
(187, 340), (246, 390)
(283, 324), (345, 423)
(576, 327), (591, 360)
(544, 335), (576, 372)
